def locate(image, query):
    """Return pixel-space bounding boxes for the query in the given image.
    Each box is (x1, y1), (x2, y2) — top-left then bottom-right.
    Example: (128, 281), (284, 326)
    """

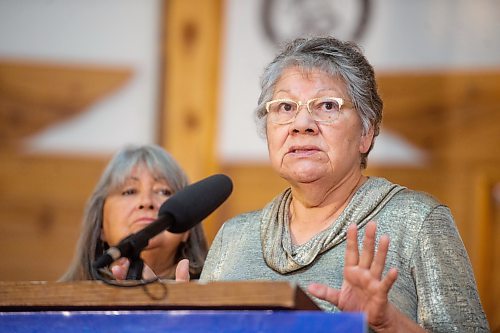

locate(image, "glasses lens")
(310, 97), (341, 122)
(268, 100), (297, 124)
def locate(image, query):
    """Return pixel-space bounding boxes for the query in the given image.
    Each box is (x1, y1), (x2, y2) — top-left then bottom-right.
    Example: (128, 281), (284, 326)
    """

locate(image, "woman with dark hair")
(60, 144), (207, 281)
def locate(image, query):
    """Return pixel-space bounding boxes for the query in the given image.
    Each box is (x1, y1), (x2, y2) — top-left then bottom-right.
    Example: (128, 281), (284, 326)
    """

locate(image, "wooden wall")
(0, 153), (107, 280)
(0, 59), (131, 280)
(159, 0), (223, 242)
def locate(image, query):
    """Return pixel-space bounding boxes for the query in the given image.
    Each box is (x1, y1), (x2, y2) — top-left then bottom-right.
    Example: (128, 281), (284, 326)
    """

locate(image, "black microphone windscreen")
(158, 174), (233, 233)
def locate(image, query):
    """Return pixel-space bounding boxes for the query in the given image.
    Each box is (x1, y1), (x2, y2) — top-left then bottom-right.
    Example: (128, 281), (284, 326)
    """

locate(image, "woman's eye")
(323, 102), (334, 111)
(121, 188), (136, 196)
(279, 103), (294, 112)
(158, 189), (172, 196)
(319, 100), (339, 112)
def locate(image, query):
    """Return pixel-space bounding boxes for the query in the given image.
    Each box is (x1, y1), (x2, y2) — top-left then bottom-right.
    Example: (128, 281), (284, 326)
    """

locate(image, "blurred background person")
(60, 144), (208, 281)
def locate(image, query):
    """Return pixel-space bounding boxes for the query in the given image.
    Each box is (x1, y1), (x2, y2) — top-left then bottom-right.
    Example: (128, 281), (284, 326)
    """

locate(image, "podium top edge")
(0, 280), (320, 311)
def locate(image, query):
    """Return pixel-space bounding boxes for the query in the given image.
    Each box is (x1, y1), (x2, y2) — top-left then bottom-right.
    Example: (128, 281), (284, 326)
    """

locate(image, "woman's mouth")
(288, 146), (321, 155)
(134, 217), (156, 225)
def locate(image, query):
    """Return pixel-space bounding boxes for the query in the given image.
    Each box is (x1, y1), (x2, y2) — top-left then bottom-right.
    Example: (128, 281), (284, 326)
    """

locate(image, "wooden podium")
(0, 280), (366, 332)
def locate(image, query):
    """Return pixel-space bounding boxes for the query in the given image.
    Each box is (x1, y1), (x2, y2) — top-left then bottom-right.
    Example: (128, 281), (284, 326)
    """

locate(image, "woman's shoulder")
(395, 187), (442, 208)
(222, 210), (263, 229)
(370, 177), (444, 210)
(378, 179), (454, 227)
(211, 210), (264, 246)
(369, 177), (451, 224)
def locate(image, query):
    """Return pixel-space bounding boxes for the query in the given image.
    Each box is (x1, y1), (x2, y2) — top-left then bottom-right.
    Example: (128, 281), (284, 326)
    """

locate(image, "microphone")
(93, 174), (233, 270)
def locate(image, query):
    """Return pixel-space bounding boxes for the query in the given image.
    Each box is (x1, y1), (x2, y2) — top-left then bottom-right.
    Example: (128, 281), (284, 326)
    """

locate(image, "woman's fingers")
(309, 223), (397, 314)
(307, 283), (340, 306)
(352, 221), (391, 278)
(175, 258), (191, 282)
(110, 259), (159, 280)
(141, 264), (158, 280)
(110, 257), (129, 280)
(344, 221), (396, 291)
(344, 223), (360, 267)
(372, 235), (390, 279)
(381, 268), (398, 294)
(110, 258), (192, 281)
(359, 221), (376, 269)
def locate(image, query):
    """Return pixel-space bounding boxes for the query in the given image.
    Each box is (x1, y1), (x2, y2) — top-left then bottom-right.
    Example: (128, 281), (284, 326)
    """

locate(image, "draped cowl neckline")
(260, 177), (406, 274)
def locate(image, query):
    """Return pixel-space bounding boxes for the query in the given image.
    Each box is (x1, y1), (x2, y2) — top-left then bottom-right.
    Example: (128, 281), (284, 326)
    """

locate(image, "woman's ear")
(359, 127), (375, 154)
(182, 230), (190, 243)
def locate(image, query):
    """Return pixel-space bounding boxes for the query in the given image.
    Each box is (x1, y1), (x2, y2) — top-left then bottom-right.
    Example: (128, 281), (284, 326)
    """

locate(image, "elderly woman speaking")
(197, 37), (489, 332)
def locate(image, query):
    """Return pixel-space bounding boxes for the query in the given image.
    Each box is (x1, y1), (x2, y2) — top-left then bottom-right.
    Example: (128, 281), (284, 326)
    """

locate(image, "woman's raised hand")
(308, 221), (400, 331)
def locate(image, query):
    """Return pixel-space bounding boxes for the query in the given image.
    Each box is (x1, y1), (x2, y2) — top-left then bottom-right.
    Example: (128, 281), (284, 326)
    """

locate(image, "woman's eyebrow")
(124, 176), (139, 182)
(274, 89), (291, 94)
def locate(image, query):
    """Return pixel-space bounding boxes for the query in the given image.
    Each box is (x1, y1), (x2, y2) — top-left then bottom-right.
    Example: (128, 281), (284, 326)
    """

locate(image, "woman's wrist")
(372, 304), (426, 333)
(370, 303), (399, 333)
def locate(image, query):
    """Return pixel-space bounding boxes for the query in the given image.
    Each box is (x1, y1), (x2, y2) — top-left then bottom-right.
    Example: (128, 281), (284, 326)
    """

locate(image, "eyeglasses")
(265, 97), (350, 125)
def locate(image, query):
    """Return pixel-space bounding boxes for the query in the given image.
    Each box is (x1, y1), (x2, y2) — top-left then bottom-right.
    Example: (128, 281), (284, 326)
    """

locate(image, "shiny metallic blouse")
(201, 177), (489, 332)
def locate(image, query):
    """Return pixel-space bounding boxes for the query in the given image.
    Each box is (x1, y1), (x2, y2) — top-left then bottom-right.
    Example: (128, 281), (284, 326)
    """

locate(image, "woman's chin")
(282, 170), (324, 185)
(139, 236), (162, 251)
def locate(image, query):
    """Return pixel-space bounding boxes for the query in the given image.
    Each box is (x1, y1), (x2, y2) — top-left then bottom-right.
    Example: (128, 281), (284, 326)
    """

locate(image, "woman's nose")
(291, 105), (318, 134)
(138, 192), (156, 210)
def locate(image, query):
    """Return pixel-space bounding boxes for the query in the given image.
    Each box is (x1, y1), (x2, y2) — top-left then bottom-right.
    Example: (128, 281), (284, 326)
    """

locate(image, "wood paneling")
(160, 0), (222, 179)
(0, 60), (131, 149)
(471, 168), (500, 331)
(0, 153), (108, 280)
(160, 0), (223, 241)
(378, 70), (500, 161)
(0, 58), (133, 281)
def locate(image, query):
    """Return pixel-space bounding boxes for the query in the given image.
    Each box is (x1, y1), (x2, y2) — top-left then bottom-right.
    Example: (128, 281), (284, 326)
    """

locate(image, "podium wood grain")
(0, 280), (320, 311)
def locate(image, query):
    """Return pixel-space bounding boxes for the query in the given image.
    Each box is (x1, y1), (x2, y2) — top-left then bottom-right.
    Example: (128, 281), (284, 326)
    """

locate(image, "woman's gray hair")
(255, 36), (383, 169)
(60, 144), (208, 281)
